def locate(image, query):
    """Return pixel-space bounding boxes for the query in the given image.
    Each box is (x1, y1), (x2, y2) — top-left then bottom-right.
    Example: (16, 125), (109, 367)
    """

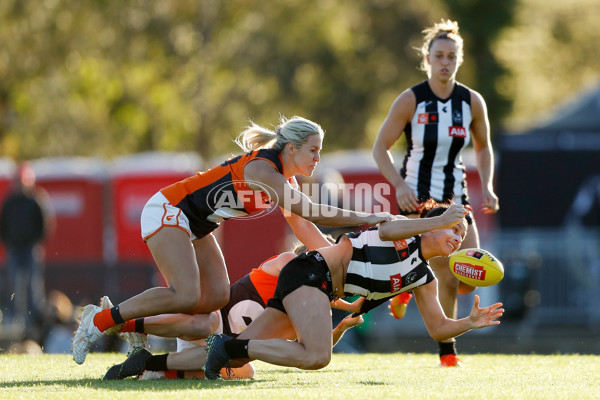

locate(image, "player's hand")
(468, 295), (504, 329)
(368, 212), (394, 225)
(395, 183), (420, 213)
(439, 203), (468, 228)
(481, 187), (499, 214)
(338, 313), (364, 331)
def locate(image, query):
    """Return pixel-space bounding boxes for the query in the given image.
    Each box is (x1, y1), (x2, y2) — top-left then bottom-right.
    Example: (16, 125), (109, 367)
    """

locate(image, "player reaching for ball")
(203, 200), (503, 379)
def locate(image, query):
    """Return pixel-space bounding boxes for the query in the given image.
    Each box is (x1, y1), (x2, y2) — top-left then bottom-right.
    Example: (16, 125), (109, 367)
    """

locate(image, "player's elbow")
(425, 322), (451, 343)
(429, 331), (447, 343)
(377, 222), (394, 241)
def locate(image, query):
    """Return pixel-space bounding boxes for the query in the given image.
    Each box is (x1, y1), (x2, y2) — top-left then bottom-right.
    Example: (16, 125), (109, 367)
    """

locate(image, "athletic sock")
(164, 370), (185, 379)
(438, 341), (457, 357)
(93, 307), (124, 332)
(224, 339), (250, 359)
(145, 354), (169, 371)
(119, 320), (136, 333)
(119, 318), (145, 333)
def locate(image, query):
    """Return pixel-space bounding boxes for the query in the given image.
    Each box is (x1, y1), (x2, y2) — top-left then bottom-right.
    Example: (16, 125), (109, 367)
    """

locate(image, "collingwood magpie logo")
(453, 110), (462, 124)
(405, 271), (417, 284)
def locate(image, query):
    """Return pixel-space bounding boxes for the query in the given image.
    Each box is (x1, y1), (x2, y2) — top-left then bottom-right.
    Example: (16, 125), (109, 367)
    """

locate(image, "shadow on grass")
(0, 378), (256, 391)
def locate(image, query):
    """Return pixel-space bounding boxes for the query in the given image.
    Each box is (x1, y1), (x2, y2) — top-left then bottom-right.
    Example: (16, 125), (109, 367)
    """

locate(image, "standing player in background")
(372, 19), (499, 366)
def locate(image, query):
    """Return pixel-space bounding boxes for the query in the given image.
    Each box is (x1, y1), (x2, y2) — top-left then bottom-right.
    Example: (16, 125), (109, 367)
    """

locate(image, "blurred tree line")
(0, 0), (598, 162)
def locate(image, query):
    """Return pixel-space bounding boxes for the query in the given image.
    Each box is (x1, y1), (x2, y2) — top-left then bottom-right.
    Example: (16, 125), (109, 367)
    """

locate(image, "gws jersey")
(218, 266), (278, 337)
(343, 228), (435, 314)
(401, 81), (472, 204)
(161, 149), (283, 238)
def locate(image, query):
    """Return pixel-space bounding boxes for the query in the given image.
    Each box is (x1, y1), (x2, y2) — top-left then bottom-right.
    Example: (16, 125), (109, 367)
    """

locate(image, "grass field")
(1, 352), (599, 399)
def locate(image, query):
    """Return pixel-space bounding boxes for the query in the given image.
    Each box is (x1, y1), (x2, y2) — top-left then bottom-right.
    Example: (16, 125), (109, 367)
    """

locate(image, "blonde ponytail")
(235, 122), (277, 152)
(235, 116), (324, 153)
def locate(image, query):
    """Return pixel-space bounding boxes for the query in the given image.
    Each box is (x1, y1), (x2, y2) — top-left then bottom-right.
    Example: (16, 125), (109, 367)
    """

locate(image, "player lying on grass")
(203, 200), (504, 378)
(101, 251), (364, 380)
(101, 215), (365, 380)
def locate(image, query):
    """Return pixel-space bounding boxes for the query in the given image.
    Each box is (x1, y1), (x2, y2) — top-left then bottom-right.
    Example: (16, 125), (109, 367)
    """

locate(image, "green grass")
(1, 353), (599, 399)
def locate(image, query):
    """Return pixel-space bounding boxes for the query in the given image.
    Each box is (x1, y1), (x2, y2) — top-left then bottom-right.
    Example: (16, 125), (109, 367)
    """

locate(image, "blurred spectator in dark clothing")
(0, 161), (54, 334)
(565, 174), (600, 228)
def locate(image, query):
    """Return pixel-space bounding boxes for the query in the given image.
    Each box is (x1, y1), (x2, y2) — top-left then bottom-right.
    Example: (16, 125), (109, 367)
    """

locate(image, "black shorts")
(266, 251), (335, 314)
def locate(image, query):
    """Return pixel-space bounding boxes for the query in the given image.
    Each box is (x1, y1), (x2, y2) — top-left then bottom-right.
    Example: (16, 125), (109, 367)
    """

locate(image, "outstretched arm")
(413, 281), (503, 342)
(245, 160), (392, 227)
(378, 203), (468, 241)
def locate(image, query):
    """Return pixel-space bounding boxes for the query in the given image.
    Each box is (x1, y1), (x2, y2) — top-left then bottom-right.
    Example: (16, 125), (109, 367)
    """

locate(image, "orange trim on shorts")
(143, 202), (191, 242)
(142, 225), (191, 242)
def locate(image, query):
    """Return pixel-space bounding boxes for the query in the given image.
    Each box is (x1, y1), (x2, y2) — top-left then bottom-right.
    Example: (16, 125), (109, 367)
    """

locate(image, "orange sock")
(119, 320), (136, 333)
(164, 370), (178, 379)
(93, 308), (117, 332)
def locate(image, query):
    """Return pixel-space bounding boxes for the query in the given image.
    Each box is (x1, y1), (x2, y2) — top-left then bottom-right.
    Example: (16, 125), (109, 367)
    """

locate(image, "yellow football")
(449, 248), (504, 287)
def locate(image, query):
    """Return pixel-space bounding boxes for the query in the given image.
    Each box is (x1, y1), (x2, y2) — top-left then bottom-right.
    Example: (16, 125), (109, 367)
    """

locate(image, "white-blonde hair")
(419, 19), (464, 76)
(235, 116), (324, 153)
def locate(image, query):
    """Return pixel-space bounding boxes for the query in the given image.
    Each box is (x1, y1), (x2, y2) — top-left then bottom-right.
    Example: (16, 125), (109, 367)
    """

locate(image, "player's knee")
(208, 311), (221, 335)
(458, 281), (476, 295)
(210, 290), (230, 310)
(197, 291), (228, 312)
(172, 292), (201, 313)
(303, 352), (331, 370)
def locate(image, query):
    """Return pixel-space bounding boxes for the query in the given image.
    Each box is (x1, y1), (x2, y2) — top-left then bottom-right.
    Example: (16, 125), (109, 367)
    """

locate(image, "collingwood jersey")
(400, 80), (472, 204)
(343, 228), (435, 314)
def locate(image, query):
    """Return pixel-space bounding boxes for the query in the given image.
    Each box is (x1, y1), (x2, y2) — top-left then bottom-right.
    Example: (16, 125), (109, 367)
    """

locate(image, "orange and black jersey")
(160, 149), (284, 238)
(220, 264), (279, 337)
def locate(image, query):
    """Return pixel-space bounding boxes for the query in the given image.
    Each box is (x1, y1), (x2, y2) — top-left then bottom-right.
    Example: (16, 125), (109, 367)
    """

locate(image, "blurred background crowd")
(0, 0), (599, 355)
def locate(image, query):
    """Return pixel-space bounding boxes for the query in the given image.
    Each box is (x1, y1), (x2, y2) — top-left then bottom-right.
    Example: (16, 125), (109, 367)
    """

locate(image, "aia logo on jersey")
(449, 126), (466, 137)
(466, 249), (484, 259)
(418, 112), (438, 124)
(390, 273), (403, 293)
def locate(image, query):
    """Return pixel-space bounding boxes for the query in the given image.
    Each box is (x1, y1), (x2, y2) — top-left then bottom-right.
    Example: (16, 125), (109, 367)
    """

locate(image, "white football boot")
(100, 295), (150, 354)
(121, 329), (150, 356)
(72, 304), (105, 364)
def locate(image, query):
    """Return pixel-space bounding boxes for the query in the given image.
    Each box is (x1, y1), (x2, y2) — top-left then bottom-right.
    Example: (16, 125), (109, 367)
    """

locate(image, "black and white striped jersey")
(342, 228), (435, 314)
(400, 80), (472, 204)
